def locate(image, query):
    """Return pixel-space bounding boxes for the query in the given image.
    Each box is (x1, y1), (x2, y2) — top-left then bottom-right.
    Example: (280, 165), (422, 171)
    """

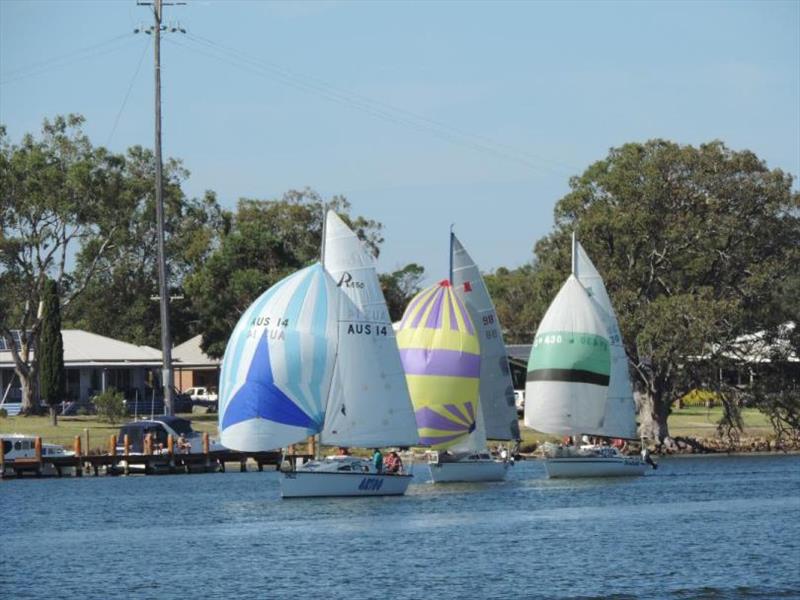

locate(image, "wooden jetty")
(0, 434), (303, 479)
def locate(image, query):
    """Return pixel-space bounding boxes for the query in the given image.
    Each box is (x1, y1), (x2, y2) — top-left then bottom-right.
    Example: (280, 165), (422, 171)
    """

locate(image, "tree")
(529, 140), (799, 443)
(38, 279), (65, 426)
(185, 189), (383, 358)
(63, 147), (227, 348)
(484, 265), (542, 344)
(380, 263), (425, 321)
(0, 116), (127, 413)
(93, 388), (126, 424)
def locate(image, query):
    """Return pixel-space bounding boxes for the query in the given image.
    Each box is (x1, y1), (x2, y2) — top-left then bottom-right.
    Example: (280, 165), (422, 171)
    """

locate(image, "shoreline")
(517, 450), (800, 460)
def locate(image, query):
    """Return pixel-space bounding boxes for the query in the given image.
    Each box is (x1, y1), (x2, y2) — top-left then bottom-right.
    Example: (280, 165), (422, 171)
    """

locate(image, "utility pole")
(136, 0), (185, 415)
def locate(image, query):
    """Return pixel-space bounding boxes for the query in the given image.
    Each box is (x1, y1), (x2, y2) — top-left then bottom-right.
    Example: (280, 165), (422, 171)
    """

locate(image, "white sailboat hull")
(280, 471), (413, 497)
(428, 458), (509, 483)
(543, 456), (646, 478)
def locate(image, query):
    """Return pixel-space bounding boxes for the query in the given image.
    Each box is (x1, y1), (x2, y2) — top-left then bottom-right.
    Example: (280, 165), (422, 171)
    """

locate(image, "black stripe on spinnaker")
(527, 368), (609, 386)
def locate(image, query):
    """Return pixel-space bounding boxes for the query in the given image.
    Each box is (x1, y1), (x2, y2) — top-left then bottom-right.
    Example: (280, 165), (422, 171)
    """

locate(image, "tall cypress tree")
(39, 279), (65, 426)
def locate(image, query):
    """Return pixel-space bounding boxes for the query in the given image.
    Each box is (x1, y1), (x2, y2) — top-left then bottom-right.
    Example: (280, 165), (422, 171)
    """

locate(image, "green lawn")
(515, 406), (773, 449)
(0, 407), (775, 454)
(666, 406), (772, 438)
(0, 413), (220, 454)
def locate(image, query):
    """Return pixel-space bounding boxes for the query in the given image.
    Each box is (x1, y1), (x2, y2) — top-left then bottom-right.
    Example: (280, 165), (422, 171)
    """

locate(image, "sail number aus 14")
(247, 315), (290, 339)
(347, 324), (390, 336)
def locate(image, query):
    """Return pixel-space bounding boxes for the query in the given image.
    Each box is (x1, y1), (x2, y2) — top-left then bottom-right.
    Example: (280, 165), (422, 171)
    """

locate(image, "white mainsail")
(573, 238), (637, 439)
(451, 233), (519, 441)
(320, 210), (419, 448)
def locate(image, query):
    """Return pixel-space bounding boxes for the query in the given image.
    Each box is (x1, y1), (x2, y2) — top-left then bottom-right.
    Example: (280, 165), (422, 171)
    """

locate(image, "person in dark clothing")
(372, 448), (384, 473)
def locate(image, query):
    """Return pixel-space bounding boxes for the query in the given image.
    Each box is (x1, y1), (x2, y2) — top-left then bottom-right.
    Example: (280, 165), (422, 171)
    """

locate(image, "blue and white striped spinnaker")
(218, 263), (339, 451)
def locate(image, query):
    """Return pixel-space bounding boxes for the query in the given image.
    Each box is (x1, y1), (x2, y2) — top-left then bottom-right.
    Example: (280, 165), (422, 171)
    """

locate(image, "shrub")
(0, 408), (7, 418)
(681, 389), (719, 408)
(93, 388), (126, 424)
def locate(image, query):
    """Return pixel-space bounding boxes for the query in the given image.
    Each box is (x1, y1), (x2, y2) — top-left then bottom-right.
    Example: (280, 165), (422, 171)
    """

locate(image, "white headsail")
(451, 233), (519, 441)
(321, 210), (419, 447)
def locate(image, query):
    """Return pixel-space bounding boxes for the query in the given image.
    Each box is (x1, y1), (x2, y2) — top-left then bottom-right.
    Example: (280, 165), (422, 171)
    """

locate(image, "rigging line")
(170, 36), (566, 175)
(0, 35), (139, 86)
(184, 32), (577, 175)
(106, 38), (152, 148)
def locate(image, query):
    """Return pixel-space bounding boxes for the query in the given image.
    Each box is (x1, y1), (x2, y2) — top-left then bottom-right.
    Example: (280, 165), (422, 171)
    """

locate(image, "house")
(172, 335), (221, 393)
(0, 329), (163, 415)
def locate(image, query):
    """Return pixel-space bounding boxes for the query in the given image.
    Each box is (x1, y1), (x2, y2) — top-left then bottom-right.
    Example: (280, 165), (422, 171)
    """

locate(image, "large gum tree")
(0, 116), (127, 414)
(527, 140), (798, 443)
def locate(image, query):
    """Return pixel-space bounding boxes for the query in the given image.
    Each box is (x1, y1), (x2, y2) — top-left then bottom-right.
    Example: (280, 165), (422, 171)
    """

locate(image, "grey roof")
(506, 344), (531, 363)
(172, 335), (221, 368)
(0, 329), (162, 367)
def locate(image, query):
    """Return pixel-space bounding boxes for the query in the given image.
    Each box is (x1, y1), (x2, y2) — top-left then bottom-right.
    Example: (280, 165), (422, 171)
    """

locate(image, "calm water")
(2, 455), (799, 600)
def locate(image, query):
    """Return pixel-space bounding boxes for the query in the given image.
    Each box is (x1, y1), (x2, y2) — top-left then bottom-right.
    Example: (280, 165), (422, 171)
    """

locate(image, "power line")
(0, 34), (137, 86)
(169, 33), (577, 176)
(106, 37), (152, 147)
(201, 32), (579, 174)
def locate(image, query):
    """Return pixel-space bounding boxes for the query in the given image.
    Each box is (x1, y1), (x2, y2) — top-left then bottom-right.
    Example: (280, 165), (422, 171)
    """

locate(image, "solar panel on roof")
(0, 331), (34, 351)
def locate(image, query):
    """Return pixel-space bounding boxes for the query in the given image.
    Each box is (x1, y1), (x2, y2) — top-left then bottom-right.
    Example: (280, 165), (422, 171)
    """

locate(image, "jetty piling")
(1, 433), (308, 480)
(74, 436), (82, 477)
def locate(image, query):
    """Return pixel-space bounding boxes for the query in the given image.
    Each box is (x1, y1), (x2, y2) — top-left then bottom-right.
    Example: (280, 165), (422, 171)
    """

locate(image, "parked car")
(514, 389), (525, 415)
(184, 386), (218, 411)
(116, 416), (225, 454)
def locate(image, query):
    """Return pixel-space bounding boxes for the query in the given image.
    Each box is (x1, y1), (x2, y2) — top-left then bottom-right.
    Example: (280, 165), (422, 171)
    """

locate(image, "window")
(2, 441), (11, 455)
(14, 441), (22, 450)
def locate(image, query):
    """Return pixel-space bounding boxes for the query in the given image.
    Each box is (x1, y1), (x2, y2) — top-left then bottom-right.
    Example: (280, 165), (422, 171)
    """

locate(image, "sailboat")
(395, 232), (516, 482)
(218, 211), (419, 497)
(524, 233), (646, 478)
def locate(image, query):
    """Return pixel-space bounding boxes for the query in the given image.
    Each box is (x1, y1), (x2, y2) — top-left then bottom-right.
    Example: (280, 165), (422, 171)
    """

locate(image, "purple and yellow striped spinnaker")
(396, 280), (481, 448)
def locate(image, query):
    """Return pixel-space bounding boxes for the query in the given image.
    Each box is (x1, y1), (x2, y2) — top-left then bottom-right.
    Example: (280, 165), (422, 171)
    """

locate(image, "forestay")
(397, 281), (481, 449)
(451, 233), (519, 441)
(320, 210), (419, 447)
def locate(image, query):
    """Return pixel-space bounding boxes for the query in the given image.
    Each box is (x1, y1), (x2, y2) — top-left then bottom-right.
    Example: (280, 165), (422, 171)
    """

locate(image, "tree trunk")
(19, 371), (37, 415)
(50, 405), (58, 427)
(637, 390), (671, 443)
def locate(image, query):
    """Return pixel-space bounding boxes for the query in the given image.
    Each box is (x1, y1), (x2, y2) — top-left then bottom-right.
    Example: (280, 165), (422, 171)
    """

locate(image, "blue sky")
(1, 0), (798, 282)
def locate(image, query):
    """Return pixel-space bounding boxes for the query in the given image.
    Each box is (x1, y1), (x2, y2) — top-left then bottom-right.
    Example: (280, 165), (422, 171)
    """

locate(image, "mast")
(571, 231), (577, 277)
(316, 205), (327, 457)
(449, 224), (455, 284)
(320, 205), (328, 267)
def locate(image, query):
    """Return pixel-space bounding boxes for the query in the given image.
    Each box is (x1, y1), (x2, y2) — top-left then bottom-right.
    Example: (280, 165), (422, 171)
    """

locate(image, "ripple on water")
(1, 455), (799, 599)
